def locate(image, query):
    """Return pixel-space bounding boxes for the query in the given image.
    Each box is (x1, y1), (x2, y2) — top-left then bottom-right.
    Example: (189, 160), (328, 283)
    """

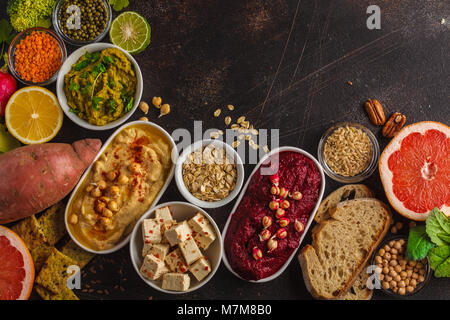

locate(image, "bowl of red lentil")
(371, 236), (432, 298)
(8, 27), (67, 86)
(317, 122), (380, 183)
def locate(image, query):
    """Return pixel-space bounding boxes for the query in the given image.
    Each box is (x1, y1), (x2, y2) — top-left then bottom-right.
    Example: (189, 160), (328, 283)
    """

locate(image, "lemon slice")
(5, 86), (63, 144)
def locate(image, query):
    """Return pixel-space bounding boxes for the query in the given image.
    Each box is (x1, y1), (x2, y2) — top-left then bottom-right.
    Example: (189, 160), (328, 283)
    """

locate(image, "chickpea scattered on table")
(375, 238), (427, 295)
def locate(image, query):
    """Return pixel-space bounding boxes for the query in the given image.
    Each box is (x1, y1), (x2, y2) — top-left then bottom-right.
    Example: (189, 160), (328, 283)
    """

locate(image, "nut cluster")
(182, 145), (237, 202)
(253, 173), (305, 260)
(374, 238), (427, 295)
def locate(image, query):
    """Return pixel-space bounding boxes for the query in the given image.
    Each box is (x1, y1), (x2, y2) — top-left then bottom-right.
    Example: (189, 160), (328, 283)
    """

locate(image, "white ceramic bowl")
(221, 146), (326, 282)
(65, 121), (177, 254)
(56, 43), (143, 130)
(129, 201), (223, 294)
(175, 139), (244, 208)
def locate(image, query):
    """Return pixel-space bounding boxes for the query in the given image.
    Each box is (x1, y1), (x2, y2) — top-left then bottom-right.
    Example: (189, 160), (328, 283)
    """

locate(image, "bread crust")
(315, 185), (374, 223)
(299, 198), (392, 300)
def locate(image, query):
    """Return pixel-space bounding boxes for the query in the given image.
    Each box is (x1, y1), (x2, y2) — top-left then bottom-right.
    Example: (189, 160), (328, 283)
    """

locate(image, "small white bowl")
(129, 201), (223, 294)
(221, 146), (326, 282)
(56, 43), (143, 131)
(174, 139), (244, 209)
(65, 121), (177, 254)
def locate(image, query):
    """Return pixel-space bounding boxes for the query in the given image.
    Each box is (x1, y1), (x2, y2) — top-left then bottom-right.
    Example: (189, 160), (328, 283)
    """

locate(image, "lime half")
(109, 11), (151, 54)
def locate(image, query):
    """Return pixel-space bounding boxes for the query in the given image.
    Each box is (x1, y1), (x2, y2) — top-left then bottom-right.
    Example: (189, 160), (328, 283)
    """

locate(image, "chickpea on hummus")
(68, 125), (173, 251)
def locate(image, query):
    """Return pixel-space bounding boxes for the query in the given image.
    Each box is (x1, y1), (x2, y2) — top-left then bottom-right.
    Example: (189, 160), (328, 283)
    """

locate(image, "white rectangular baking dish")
(221, 146), (325, 282)
(64, 120), (177, 254)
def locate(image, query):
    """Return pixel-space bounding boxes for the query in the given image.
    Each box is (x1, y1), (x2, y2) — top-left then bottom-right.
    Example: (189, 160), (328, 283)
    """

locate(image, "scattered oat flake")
(225, 116), (232, 126)
(237, 116), (246, 124)
(214, 109), (221, 117)
(263, 145), (270, 153)
(233, 141), (241, 148)
(227, 104), (234, 111)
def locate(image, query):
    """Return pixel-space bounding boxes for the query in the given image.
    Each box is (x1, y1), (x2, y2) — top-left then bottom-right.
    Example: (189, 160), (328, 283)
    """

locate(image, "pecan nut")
(365, 99), (386, 126)
(382, 112), (406, 138)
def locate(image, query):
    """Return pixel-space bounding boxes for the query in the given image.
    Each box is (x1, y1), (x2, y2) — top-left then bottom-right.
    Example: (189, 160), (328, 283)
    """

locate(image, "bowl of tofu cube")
(129, 201), (223, 294)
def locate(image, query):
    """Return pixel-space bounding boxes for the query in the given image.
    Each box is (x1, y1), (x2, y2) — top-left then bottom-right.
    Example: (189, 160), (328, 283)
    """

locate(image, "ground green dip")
(64, 48), (137, 126)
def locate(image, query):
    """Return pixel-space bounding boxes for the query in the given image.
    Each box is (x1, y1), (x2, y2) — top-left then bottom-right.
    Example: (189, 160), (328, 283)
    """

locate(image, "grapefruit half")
(379, 121), (449, 221)
(0, 226), (35, 300)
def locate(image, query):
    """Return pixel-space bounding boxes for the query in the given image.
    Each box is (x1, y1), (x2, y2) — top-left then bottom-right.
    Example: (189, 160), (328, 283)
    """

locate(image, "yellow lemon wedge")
(5, 86), (63, 144)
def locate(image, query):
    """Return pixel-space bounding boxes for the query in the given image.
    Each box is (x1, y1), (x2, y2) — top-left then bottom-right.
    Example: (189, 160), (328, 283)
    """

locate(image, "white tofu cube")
(142, 243), (170, 260)
(189, 257), (211, 282)
(164, 221), (193, 246)
(160, 220), (177, 244)
(164, 248), (188, 273)
(162, 273), (190, 292)
(179, 238), (202, 265)
(140, 254), (169, 280)
(188, 212), (209, 233)
(155, 206), (174, 224)
(142, 219), (161, 244)
(194, 224), (216, 250)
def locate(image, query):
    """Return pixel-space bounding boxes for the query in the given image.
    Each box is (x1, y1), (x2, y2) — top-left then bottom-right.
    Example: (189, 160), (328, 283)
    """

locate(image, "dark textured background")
(4, 0), (450, 300)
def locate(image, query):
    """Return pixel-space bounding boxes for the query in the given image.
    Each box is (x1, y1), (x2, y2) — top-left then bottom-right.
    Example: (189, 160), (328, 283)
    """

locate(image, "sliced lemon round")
(5, 86), (63, 144)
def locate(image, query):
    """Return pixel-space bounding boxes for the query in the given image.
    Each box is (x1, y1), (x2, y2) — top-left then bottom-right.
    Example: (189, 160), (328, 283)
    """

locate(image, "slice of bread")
(341, 264), (372, 300)
(299, 198), (391, 299)
(315, 185), (374, 223)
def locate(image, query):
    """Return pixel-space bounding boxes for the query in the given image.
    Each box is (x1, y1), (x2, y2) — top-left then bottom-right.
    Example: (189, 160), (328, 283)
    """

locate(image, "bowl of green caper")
(52, 0), (112, 46)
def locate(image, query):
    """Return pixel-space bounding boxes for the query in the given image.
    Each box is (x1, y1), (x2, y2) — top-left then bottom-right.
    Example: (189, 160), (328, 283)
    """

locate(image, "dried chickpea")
(118, 174), (129, 184)
(392, 287), (399, 293)
(91, 187), (102, 198)
(394, 275), (401, 282)
(390, 259), (398, 267)
(383, 267), (389, 275)
(406, 286), (414, 293)
(159, 104), (170, 117)
(378, 248), (385, 256)
(152, 97), (162, 108)
(385, 275), (393, 282)
(394, 265), (402, 273)
(390, 280), (397, 288)
(384, 244), (391, 252)
(418, 275), (425, 283)
(97, 180), (107, 190)
(382, 281), (390, 290)
(389, 240), (396, 247)
(375, 256), (382, 264)
(391, 248), (398, 255)
(398, 287), (406, 295)
(395, 222), (403, 230)
(108, 200), (119, 212)
(139, 116), (149, 122)
(398, 280), (406, 288)
(410, 279), (417, 287)
(384, 252), (391, 260)
(139, 101), (149, 114)
(399, 239), (405, 245)
(394, 242), (402, 250)
(107, 171), (117, 181)
(391, 226), (398, 234)
(400, 271), (407, 279)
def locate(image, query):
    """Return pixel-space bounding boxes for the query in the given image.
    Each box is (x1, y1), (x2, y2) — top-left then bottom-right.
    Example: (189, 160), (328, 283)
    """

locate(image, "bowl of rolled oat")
(318, 122), (380, 183)
(175, 139), (245, 208)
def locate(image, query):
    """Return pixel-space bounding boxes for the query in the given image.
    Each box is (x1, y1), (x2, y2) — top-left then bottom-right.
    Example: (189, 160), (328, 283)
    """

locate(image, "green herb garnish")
(68, 82), (80, 91)
(102, 56), (114, 65)
(108, 79), (116, 89)
(108, 99), (117, 113)
(124, 97), (134, 112)
(74, 60), (89, 71)
(92, 96), (103, 111)
(69, 107), (80, 114)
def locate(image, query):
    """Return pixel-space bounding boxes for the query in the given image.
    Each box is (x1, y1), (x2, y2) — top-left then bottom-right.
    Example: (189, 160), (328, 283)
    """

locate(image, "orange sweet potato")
(0, 139), (101, 224)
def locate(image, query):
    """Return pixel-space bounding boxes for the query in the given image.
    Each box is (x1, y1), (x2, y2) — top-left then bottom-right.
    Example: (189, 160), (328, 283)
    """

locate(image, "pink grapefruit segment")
(0, 226), (35, 300)
(380, 121), (449, 221)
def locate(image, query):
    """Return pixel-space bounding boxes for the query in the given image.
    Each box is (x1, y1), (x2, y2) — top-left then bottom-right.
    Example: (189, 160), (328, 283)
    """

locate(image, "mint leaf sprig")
(407, 208), (450, 278)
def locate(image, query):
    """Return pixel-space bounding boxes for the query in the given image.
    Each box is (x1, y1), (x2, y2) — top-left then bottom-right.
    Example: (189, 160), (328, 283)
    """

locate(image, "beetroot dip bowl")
(224, 150), (323, 281)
